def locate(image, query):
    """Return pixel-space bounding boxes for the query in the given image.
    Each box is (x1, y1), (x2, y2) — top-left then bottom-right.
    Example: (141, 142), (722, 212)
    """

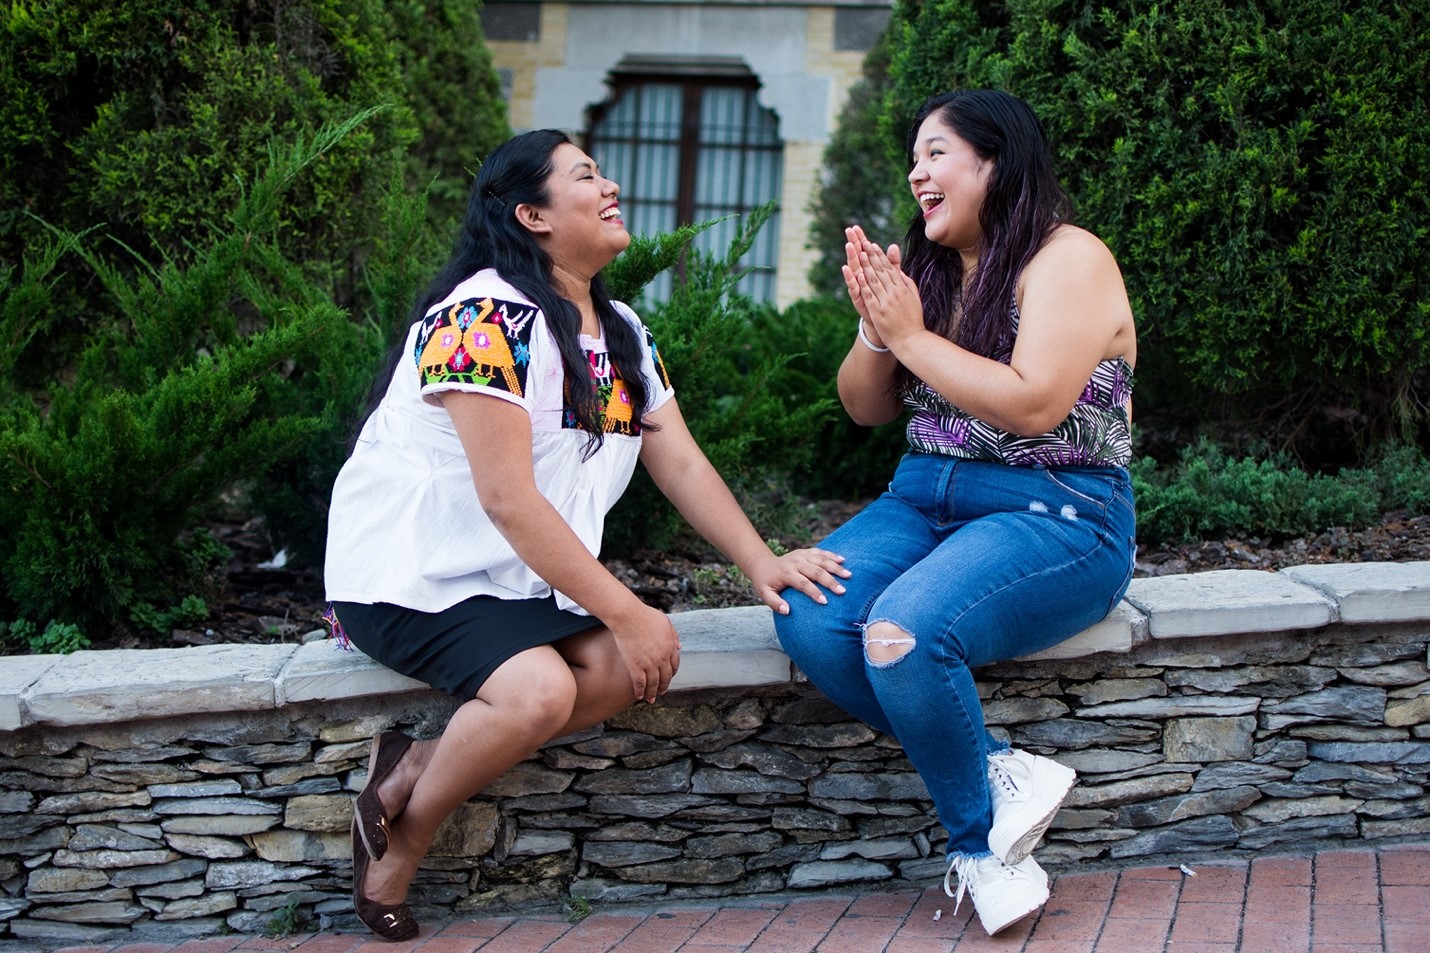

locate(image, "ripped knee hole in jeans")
(862, 620), (915, 667)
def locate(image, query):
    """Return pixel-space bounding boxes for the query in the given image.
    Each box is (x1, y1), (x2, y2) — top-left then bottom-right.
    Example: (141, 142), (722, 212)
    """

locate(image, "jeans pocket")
(1037, 468), (1115, 528)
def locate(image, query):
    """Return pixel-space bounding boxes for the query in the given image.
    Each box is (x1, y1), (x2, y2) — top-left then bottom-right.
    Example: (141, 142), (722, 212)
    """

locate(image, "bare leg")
(358, 627), (637, 906)
(365, 626), (635, 821)
(359, 644), (580, 905)
(552, 627), (638, 734)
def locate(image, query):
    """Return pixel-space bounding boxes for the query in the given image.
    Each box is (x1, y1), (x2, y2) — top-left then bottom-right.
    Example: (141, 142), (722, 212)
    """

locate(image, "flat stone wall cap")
(670, 649), (792, 692)
(1280, 561), (1430, 623)
(1125, 569), (1335, 638)
(669, 606), (792, 691)
(23, 644), (296, 728)
(1018, 600), (1145, 661)
(0, 654), (64, 732)
(277, 640), (429, 705)
(671, 605), (779, 652)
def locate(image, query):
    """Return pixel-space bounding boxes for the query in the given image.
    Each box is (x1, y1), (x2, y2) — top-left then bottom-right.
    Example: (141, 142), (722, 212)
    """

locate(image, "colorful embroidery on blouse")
(568, 347), (640, 436)
(646, 328), (672, 391)
(414, 296), (538, 397)
(903, 302), (1135, 468)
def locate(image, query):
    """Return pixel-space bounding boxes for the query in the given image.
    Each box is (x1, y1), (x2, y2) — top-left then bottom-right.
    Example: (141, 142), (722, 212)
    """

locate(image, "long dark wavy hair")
(896, 90), (1072, 392)
(357, 129), (653, 458)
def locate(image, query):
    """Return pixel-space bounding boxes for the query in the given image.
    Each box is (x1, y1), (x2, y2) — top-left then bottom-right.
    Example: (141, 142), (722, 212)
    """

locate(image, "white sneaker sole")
(987, 761), (1076, 865)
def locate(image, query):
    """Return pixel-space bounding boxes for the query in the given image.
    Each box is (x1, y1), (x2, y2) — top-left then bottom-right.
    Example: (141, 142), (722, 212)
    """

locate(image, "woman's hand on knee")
(608, 605), (681, 704)
(751, 548), (850, 615)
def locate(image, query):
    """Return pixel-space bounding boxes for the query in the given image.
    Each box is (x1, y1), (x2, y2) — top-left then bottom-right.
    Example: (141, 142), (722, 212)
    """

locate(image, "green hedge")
(1132, 439), (1430, 544)
(0, 116), (377, 633)
(602, 207), (839, 555)
(0, 0), (507, 303)
(814, 0), (1428, 460)
(0, 0), (510, 641)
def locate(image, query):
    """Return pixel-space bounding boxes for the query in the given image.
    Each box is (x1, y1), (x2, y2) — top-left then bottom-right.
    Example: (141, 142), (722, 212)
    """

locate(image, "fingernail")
(835, 586), (846, 594)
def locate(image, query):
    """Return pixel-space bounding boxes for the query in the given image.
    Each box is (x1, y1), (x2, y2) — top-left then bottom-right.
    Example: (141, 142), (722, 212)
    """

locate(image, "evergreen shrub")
(1131, 438), (1429, 544)
(749, 295), (907, 500)
(806, 25), (904, 294)
(0, 0), (508, 317)
(603, 207), (837, 555)
(0, 114), (377, 632)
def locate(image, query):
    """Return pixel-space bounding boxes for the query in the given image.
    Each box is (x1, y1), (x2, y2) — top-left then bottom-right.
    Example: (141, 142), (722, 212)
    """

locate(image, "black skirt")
(328, 595), (603, 700)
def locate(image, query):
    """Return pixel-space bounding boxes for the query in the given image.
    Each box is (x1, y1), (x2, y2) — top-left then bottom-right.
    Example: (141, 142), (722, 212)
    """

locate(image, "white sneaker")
(987, 748), (1076, 865)
(943, 852), (1050, 935)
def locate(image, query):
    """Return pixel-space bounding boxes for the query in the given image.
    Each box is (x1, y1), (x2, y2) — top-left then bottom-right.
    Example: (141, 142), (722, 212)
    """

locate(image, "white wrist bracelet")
(857, 320), (891, 353)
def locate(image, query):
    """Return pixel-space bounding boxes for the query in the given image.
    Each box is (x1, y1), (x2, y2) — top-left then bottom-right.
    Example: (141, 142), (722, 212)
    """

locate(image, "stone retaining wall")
(1, 562), (1427, 946)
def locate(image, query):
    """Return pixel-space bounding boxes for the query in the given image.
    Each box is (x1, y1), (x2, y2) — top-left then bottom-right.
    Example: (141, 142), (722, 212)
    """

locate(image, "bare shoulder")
(1019, 226), (1127, 304)
(1029, 224), (1120, 272)
(1016, 224), (1136, 362)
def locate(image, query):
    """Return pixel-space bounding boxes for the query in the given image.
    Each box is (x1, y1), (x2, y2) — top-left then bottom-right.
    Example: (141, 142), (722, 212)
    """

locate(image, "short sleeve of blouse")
(413, 295), (542, 407)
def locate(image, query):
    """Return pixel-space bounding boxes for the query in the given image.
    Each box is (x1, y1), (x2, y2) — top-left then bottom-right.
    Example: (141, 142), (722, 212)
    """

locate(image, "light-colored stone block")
(0, 654), (63, 731)
(22, 644), (296, 727)
(1019, 601), (1146, 660)
(669, 606), (792, 690)
(276, 639), (429, 705)
(1124, 570), (1335, 638)
(1280, 561), (1430, 623)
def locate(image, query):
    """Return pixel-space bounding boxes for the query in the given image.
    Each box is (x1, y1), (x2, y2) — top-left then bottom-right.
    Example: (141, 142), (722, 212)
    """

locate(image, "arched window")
(586, 57), (783, 304)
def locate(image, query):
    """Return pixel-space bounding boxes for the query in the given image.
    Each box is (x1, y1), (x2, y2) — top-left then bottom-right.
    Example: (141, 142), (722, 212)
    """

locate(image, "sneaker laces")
(988, 757), (1021, 799)
(943, 854), (977, 914)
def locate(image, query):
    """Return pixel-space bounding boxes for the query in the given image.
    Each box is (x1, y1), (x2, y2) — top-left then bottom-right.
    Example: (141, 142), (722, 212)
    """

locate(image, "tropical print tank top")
(903, 302), (1134, 468)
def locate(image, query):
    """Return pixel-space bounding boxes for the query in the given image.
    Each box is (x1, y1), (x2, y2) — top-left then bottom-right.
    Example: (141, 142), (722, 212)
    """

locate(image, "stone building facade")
(481, 0), (893, 308)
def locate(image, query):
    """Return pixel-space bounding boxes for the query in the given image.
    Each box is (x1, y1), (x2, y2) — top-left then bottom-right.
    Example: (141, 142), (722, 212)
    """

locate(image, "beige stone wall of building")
(774, 6), (873, 307)
(487, 5), (571, 133)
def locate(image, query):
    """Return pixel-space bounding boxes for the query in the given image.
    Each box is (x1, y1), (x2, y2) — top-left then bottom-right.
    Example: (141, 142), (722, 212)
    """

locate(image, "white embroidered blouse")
(324, 269), (675, 614)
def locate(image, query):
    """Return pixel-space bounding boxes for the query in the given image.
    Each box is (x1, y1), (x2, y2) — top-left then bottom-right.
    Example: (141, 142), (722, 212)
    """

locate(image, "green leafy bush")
(806, 24), (904, 294)
(1372, 443), (1430, 514)
(748, 295), (906, 500)
(1130, 438), (1429, 544)
(0, 0), (511, 623)
(0, 114), (375, 630)
(0, 0), (508, 397)
(827, 0), (1428, 460)
(131, 595), (211, 637)
(248, 171), (444, 569)
(0, 619), (90, 655)
(0, 0), (506, 275)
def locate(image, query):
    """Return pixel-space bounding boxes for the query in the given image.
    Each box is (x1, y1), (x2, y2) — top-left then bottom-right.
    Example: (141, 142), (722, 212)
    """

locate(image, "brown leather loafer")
(355, 730), (415, 861)
(351, 820), (419, 941)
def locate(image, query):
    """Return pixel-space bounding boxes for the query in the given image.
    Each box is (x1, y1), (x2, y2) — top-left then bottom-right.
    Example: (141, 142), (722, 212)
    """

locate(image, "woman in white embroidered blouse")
(324, 130), (849, 941)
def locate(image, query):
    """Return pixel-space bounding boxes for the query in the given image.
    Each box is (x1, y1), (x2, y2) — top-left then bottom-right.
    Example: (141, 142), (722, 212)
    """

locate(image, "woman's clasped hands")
(841, 224), (925, 352)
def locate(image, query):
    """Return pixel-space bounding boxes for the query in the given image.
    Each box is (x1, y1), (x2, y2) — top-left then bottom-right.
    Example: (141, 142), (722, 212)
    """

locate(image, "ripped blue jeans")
(774, 452), (1136, 859)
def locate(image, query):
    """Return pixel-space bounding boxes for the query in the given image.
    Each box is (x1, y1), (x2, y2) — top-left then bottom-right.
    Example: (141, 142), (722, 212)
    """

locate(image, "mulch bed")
(94, 504), (1430, 651)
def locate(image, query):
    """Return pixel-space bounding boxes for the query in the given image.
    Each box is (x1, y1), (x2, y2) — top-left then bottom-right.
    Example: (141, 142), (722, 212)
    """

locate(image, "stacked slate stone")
(997, 623), (1430, 864)
(0, 700), (452, 945)
(1, 617), (1427, 943)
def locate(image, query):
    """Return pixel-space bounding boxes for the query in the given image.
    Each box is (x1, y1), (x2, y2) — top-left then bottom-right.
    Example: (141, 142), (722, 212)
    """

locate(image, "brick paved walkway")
(43, 843), (1430, 953)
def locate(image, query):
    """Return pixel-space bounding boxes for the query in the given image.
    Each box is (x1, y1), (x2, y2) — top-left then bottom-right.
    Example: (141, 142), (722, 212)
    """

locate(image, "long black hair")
(358, 129), (653, 457)
(896, 90), (1072, 389)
